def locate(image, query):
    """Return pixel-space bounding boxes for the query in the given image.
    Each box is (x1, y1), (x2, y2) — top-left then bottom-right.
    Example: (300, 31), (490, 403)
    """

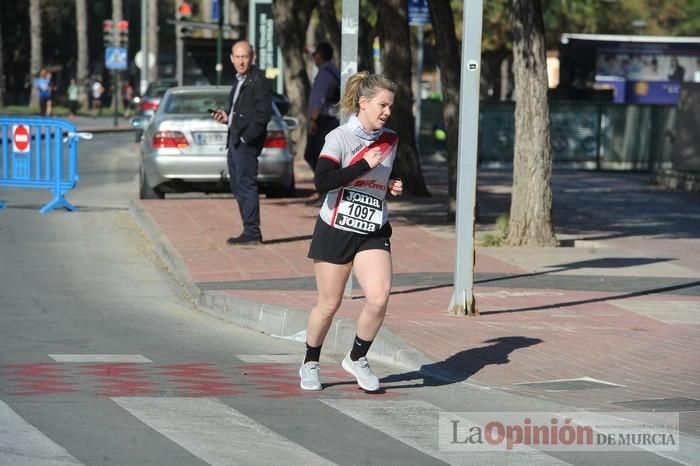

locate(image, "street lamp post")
(448, 0), (484, 316)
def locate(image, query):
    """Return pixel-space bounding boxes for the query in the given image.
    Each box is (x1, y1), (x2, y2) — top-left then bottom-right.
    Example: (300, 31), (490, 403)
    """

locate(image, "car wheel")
(139, 168), (164, 200)
(135, 129), (143, 143)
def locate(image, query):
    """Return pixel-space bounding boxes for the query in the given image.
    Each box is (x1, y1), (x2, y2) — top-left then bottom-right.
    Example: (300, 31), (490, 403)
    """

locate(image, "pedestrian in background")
(304, 42), (340, 204)
(299, 71), (403, 392)
(210, 40), (272, 245)
(92, 79), (104, 116)
(67, 78), (81, 118)
(122, 82), (135, 117)
(33, 69), (52, 116)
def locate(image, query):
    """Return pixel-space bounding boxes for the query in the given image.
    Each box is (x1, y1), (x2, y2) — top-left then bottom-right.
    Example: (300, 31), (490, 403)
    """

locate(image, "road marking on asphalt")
(112, 397), (335, 465)
(321, 399), (570, 465)
(513, 376), (625, 390)
(0, 400), (84, 465)
(49, 354), (152, 363)
(235, 354), (300, 363)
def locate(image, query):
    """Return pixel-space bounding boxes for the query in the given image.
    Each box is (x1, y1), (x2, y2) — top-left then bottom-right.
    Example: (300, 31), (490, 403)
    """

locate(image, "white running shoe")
(299, 361), (322, 390)
(341, 352), (380, 392)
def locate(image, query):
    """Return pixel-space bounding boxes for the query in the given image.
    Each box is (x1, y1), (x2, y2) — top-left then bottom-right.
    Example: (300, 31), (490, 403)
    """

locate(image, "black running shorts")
(307, 217), (392, 265)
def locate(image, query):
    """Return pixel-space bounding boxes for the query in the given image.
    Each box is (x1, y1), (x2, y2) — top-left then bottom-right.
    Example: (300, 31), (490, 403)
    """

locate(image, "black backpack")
(324, 67), (341, 104)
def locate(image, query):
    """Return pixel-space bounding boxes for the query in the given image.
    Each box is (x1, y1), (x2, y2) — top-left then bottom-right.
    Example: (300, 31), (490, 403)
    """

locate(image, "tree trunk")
(376, 0), (429, 196)
(112, 0), (123, 114)
(272, 0), (315, 160)
(200, 0), (213, 38)
(506, 0), (557, 246)
(30, 0), (42, 107)
(148, 0), (158, 81)
(316, 0), (340, 60)
(75, 0), (88, 85)
(427, 0), (461, 215)
(230, 0), (247, 25)
(358, 13), (374, 72)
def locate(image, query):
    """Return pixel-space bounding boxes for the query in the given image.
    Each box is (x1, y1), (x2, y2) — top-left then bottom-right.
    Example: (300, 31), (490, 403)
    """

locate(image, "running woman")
(300, 71), (403, 392)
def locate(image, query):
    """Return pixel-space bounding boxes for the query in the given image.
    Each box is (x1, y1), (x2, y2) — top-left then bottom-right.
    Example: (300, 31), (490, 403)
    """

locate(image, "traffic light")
(118, 20), (129, 47)
(178, 1), (193, 19)
(102, 20), (114, 46)
(177, 1), (193, 37)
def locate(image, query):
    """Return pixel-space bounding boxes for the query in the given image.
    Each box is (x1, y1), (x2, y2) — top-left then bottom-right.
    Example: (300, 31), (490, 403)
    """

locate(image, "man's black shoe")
(226, 234), (263, 245)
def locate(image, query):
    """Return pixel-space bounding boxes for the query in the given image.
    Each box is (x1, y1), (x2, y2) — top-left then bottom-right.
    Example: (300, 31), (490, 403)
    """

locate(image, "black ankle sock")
(304, 343), (322, 363)
(350, 335), (373, 361)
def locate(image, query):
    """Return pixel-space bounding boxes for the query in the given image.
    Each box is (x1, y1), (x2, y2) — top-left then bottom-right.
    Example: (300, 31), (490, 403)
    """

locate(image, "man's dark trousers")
(227, 142), (261, 239)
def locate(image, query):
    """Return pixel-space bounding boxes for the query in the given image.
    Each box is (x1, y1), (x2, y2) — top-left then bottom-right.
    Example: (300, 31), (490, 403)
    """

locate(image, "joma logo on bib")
(333, 188), (384, 234)
(336, 214), (379, 232)
(342, 190), (382, 209)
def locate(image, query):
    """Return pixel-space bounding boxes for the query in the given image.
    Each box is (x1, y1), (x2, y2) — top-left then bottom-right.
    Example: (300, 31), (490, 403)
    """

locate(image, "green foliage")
(482, 0), (512, 52)
(542, 0), (698, 49)
(478, 214), (510, 247)
(0, 105), (70, 116)
(477, 0), (700, 53)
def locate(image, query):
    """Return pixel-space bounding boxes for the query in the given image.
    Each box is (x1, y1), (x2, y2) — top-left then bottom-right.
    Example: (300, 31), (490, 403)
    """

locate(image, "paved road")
(0, 133), (696, 465)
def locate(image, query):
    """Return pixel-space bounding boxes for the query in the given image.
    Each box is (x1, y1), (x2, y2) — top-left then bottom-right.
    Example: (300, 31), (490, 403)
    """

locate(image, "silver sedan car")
(132, 86), (298, 199)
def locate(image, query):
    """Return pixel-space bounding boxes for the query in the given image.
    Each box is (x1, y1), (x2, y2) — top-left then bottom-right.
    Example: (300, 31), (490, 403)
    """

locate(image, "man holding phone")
(211, 40), (272, 245)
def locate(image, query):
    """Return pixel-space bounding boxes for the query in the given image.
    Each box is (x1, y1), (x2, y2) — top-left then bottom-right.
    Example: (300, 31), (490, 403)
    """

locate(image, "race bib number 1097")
(333, 188), (384, 234)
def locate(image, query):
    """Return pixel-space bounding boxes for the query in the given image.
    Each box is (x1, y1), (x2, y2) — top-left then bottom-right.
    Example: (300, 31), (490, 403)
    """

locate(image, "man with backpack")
(305, 42), (341, 204)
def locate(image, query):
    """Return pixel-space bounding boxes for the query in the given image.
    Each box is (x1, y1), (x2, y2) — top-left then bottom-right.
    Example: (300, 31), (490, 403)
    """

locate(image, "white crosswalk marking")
(321, 399), (571, 466)
(49, 354), (152, 363)
(112, 397), (335, 466)
(0, 401), (83, 465)
(234, 354), (300, 363)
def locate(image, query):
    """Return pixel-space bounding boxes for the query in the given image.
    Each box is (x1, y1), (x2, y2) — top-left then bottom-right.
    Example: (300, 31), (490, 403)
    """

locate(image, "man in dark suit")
(212, 40), (272, 245)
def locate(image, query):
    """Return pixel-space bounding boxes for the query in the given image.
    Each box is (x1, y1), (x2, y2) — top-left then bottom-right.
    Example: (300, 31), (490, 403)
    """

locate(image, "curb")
(128, 200), (434, 372)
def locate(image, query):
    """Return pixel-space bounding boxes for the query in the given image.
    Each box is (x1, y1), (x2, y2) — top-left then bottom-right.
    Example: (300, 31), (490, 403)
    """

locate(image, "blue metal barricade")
(0, 116), (91, 214)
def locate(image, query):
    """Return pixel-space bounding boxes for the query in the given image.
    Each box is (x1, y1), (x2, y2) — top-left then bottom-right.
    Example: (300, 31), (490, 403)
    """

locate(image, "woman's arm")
(314, 157), (371, 192)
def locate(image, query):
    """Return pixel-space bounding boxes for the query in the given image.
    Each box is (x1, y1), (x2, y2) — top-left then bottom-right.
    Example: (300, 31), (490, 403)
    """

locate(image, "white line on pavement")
(321, 399), (570, 466)
(112, 397), (335, 466)
(48, 354), (152, 363)
(0, 401), (83, 465)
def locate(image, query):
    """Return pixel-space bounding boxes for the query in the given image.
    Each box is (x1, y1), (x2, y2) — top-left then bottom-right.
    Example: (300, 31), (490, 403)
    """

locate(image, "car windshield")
(162, 93), (230, 114)
(146, 82), (177, 98)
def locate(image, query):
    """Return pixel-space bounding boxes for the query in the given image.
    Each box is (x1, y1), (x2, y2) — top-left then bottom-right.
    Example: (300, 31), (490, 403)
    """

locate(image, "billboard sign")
(249, 0), (283, 93)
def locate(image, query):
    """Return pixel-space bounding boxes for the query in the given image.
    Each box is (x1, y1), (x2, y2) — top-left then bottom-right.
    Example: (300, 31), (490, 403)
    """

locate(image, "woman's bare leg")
(352, 249), (392, 341)
(306, 260), (353, 347)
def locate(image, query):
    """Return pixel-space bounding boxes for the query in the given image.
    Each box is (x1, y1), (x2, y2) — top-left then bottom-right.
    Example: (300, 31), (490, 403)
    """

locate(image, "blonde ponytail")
(339, 71), (397, 119)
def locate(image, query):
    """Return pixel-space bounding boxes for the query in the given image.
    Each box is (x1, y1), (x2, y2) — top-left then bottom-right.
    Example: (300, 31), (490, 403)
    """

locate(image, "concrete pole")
(341, 0), (358, 298)
(140, 0), (149, 94)
(340, 0), (359, 93)
(176, 24), (184, 86)
(447, 0), (483, 316)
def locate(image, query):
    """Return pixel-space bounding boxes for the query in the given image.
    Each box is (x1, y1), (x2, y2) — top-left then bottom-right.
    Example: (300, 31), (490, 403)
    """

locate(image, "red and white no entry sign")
(12, 124), (30, 153)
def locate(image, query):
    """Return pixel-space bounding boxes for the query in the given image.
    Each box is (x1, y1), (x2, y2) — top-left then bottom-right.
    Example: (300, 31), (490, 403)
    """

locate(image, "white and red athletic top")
(318, 123), (398, 234)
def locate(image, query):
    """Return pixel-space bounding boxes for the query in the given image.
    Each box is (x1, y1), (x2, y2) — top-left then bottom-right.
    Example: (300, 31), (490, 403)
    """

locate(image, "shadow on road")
(374, 336), (543, 392)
